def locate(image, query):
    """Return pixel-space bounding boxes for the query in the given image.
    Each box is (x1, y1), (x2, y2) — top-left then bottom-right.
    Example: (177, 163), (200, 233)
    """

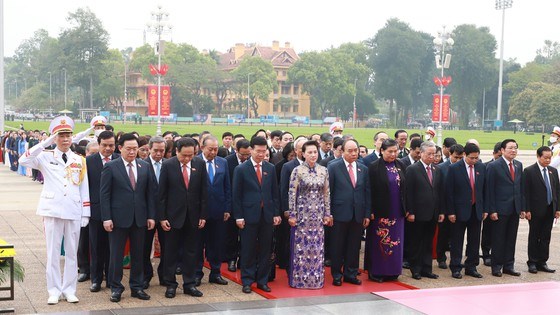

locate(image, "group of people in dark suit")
(25, 122), (560, 303)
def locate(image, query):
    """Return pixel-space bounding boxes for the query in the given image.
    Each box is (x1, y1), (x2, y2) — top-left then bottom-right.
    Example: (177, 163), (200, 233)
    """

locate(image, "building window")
(273, 99), (279, 112)
(293, 85), (299, 95)
(292, 100), (299, 113)
(281, 84), (290, 95)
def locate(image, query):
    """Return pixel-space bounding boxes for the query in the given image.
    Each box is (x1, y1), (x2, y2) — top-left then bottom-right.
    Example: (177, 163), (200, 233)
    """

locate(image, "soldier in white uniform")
(19, 116), (91, 305)
(71, 115), (107, 144)
(549, 127), (560, 169)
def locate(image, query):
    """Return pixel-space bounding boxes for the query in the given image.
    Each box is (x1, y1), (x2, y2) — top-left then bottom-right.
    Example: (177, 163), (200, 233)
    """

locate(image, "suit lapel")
(116, 159), (133, 190)
(174, 158), (188, 190)
(500, 158), (514, 183)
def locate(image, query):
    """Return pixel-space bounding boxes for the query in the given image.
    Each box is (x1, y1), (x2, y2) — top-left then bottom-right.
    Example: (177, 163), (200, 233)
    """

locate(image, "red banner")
(160, 85), (171, 116)
(147, 85), (172, 117)
(432, 94), (451, 123)
(147, 85), (158, 116)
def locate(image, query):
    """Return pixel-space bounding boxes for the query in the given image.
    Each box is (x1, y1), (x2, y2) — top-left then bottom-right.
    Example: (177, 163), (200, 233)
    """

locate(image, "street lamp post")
(62, 68), (67, 109)
(352, 78), (357, 128)
(148, 5), (172, 136)
(433, 27), (454, 147)
(247, 73), (251, 119)
(123, 52), (129, 123)
(495, 0), (513, 130)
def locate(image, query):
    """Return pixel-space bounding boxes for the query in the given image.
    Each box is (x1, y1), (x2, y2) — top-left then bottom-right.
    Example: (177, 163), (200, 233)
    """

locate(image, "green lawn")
(4, 120), (548, 151)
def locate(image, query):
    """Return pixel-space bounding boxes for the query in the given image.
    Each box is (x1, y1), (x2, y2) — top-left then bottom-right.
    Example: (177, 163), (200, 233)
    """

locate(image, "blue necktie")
(208, 160), (214, 184)
(543, 168), (552, 205)
(155, 162), (161, 183)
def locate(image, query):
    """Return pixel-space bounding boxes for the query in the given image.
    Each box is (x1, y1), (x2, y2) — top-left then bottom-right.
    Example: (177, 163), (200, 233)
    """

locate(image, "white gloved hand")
(41, 134), (57, 148)
(81, 217), (90, 227)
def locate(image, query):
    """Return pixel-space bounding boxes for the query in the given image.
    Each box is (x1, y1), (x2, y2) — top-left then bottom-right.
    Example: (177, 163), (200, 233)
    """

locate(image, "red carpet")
(376, 281), (560, 315)
(212, 263), (416, 299)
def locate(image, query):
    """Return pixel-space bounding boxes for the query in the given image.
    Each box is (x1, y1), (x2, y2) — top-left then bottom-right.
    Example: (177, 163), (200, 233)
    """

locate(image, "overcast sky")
(3, 0), (558, 65)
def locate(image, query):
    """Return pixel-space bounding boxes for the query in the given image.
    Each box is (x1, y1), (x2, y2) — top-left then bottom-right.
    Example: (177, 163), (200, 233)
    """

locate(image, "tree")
(535, 40), (560, 64)
(527, 84), (560, 130)
(366, 19), (433, 126)
(232, 57), (277, 118)
(447, 24), (497, 128)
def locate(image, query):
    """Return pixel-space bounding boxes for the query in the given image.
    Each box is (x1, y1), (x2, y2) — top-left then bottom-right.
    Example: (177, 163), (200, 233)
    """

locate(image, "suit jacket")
(485, 157), (525, 215)
(225, 153), (240, 186)
(158, 156), (208, 229)
(369, 158), (406, 218)
(319, 155), (336, 167)
(437, 160), (452, 179)
(399, 155), (413, 170)
(100, 158), (156, 228)
(327, 158), (371, 223)
(362, 151), (379, 167)
(405, 161), (444, 222)
(87, 153), (120, 220)
(317, 149), (332, 162)
(524, 162), (559, 217)
(232, 159), (280, 224)
(204, 156), (232, 220)
(445, 160), (486, 221)
(270, 151), (283, 165)
(280, 158), (301, 212)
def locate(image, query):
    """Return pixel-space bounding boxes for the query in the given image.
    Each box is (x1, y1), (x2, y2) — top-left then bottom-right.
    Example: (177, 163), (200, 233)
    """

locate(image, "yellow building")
(217, 41), (310, 118)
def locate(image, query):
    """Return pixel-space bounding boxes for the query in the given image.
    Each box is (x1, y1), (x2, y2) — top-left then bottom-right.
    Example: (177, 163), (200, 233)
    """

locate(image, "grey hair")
(148, 136), (165, 148)
(85, 141), (99, 153)
(294, 136), (308, 149)
(420, 141), (436, 152)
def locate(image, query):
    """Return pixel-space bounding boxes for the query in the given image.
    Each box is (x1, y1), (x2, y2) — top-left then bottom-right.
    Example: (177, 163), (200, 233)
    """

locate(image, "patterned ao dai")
(288, 162), (330, 289)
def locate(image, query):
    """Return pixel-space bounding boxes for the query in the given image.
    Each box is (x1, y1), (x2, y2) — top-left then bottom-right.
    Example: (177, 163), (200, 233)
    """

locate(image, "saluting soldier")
(19, 116), (91, 305)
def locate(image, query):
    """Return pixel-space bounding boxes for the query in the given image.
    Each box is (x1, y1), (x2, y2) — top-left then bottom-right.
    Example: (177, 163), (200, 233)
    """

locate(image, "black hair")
(493, 142), (502, 154)
(464, 143), (480, 155)
(394, 129), (407, 139)
(333, 137), (344, 149)
(320, 132), (333, 142)
(443, 137), (457, 148)
(176, 137), (196, 152)
(537, 146), (552, 157)
(302, 140), (319, 153)
(222, 131), (233, 139)
(449, 144), (464, 155)
(97, 131), (115, 144)
(282, 142), (295, 159)
(105, 124), (114, 132)
(409, 133), (421, 140)
(410, 138), (423, 150)
(118, 133), (139, 146)
(270, 130), (283, 139)
(250, 136), (268, 148)
(381, 139), (398, 151)
(500, 139), (517, 150)
(236, 139), (250, 151)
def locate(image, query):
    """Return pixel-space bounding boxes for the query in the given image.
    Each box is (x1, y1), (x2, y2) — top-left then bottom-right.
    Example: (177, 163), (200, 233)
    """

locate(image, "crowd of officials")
(2, 116), (559, 305)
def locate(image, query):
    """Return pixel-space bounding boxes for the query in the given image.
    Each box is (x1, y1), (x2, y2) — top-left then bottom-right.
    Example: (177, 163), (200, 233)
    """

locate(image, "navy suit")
(327, 158), (371, 280)
(158, 156), (207, 289)
(446, 160), (486, 273)
(196, 155), (231, 280)
(224, 153), (242, 264)
(86, 152), (119, 286)
(100, 158), (157, 293)
(232, 159), (279, 286)
(361, 151), (379, 167)
(435, 160), (452, 265)
(485, 157), (525, 272)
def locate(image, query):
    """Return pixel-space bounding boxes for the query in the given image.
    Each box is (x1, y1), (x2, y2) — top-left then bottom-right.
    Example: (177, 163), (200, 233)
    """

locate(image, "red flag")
(159, 64), (169, 76)
(160, 85), (171, 116)
(433, 76), (442, 87)
(149, 64), (158, 76)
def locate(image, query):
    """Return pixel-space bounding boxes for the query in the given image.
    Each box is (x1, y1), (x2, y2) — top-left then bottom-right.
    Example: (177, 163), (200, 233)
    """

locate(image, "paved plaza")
(1, 150), (560, 314)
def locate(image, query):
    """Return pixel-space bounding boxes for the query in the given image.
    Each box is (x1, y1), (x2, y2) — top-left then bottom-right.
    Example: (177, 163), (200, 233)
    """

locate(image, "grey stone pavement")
(1, 150), (559, 314)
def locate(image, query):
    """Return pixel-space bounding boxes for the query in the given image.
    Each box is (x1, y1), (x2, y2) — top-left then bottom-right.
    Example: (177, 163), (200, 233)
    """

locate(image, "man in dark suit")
(100, 133), (156, 302)
(446, 143), (485, 279)
(441, 137), (457, 163)
(277, 137), (305, 270)
(220, 132), (235, 155)
(395, 129), (409, 159)
(320, 137), (344, 167)
(399, 138), (422, 171)
(268, 130), (283, 157)
(481, 142), (502, 266)
(158, 137), (208, 298)
(328, 139), (371, 286)
(485, 139), (525, 277)
(362, 131), (388, 166)
(195, 136), (231, 285)
(86, 131), (119, 293)
(435, 144), (464, 270)
(142, 136), (166, 289)
(224, 138), (251, 272)
(405, 141), (444, 280)
(317, 133), (334, 162)
(232, 136), (281, 294)
(524, 146), (560, 274)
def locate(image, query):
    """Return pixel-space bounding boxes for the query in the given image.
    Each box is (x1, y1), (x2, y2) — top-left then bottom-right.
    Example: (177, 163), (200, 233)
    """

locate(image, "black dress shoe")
(368, 275), (384, 283)
(324, 259), (332, 267)
(343, 277), (362, 285)
(257, 284), (272, 292)
(492, 271), (502, 277)
(332, 278), (342, 286)
(465, 270), (483, 278)
(503, 269), (521, 276)
(209, 276), (228, 285)
(110, 291), (121, 302)
(194, 278), (202, 287)
(77, 273), (90, 282)
(184, 287), (203, 297)
(411, 273), (422, 280)
(165, 287), (176, 298)
(89, 283), (101, 292)
(175, 267), (182, 275)
(438, 261), (448, 269)
(537, 264), (556, 273)
(421, 272), (439, 279)
(528, 265), (538, 274)
(242, 285), (252, 293)
(451, 271), (462, 279)
(142, 280), (150, 290)
(402, 261), (411, 269)
(131, 290), (150, 300)
(228, 261), (237, 272)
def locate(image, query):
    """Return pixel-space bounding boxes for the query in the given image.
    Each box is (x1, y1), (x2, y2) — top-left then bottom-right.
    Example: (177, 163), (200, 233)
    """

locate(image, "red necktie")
(103, 157), (110, 165)
(182, 164), (189, 189)
(509, 162), (515, 181)
(255, 163), (262, 185)
(128, 163), (136, 190)
(469, 165), (475, 205)
(426, 166), (433, 185)
(348, 163), (356, 188)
